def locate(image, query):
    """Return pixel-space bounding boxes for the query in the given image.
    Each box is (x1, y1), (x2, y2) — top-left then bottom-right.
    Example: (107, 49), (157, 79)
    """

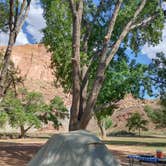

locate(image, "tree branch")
(106, 0), (147, 65)
(69, 0), (76, 16)
(104, 0), (123, 43)
(94, 101), (118, 113)
(81, 0), (122, 92)
(130, 14), (157, 30)
(9, 0), (14, 31)
(15, 0), (31, 36)
(82, 0), (105, 53)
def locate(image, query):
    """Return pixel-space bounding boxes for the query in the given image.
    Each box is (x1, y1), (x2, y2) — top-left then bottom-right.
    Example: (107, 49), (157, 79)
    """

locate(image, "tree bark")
(97, 121), (106, 138)
(69, 0), (83, 131)
(0, 31), (16, 100)
(20, 125), (26, 138)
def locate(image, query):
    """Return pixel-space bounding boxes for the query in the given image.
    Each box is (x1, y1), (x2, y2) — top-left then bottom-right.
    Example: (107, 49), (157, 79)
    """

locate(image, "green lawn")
(104, 136), (166, 153)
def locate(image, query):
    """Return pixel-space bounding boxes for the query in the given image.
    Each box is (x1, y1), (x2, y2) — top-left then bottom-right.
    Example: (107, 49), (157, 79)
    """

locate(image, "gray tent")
(28, 130), (120, 166)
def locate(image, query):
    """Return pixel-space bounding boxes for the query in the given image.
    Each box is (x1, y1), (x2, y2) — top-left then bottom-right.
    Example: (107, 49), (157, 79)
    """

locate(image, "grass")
(104, 136), (166, 154)
(0, 131), (166, 154)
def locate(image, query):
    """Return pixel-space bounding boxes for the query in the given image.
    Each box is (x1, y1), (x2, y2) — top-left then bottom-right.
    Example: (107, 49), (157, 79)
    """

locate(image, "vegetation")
(0, 89), (68, 138)
(126, 112), (148, 136)
(0, 1), (8, 32)
(149, 53), (166, 100)
(145, 104), (166, 128)
(42, 0), (164, 130)
(0, 0), (32, 100)
(146, 52), (166, 128)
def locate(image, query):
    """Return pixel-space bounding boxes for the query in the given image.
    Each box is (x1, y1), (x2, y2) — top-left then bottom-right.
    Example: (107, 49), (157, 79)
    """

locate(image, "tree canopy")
(0, 88), (68, 138)
(42, 0), (165, 130)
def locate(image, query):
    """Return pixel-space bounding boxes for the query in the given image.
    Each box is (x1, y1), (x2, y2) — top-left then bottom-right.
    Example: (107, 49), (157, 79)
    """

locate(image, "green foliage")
(0, 112), (8, 127)
(0, 51), (23, 93)
(42, 0), (72, 91)
(42, 0), (165, 129)
(42, 1), (164, 92)
(126, 112), (148, 135)
(42, 0), (164, 95)
(149, 52), (166, 99)
(41, 96), (68, 129)
(0, 1), (8, 32)
(145, 104), (166, 128)
(0, 88), (68, 136)
(0, 89), (44, 130)
(104, 116), (112, 130)
(98, 49), (153, 105)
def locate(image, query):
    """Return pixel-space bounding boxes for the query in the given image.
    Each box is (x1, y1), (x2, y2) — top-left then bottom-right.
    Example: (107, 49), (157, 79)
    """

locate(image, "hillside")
(0, 44), (161, 133)
(111, 94), (160, 132)
(0, 44), (71, 107)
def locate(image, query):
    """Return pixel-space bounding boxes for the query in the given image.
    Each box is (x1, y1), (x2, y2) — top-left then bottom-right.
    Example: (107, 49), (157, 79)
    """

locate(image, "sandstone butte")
(0, 44), (72, 108)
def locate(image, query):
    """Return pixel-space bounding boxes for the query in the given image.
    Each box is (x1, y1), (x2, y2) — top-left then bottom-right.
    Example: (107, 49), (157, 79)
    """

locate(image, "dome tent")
(28, 130), (120, 166)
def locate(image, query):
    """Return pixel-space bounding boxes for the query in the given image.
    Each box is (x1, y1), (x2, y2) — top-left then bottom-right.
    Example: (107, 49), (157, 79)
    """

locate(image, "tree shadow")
(0, 142), (42, 166)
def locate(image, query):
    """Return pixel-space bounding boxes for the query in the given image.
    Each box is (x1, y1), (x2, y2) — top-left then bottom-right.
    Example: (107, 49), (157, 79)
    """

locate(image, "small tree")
(126, 112), (148, 136)
(0, 89), (68, 138)
(40, 96), (68, 129)
(95, 108), (113, 138)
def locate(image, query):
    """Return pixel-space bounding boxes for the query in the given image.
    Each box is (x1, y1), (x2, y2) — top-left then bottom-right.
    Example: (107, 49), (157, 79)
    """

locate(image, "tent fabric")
(28, 130), (120, 166)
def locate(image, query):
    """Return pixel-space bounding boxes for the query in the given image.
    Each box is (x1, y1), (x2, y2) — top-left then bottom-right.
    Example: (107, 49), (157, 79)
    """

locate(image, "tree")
(42, 0), (164, 130)
(149, 52), (166, 99)
(145, 104), (166, 128)
(126, 112), (148, 136)
(95, 50), (152, 137)
(0, 0), (32, 100)
(0, 89), (68, 138)
(40, 96), (68, 129)
(95, 109), (113, 138)
(147, 53), (166, 128)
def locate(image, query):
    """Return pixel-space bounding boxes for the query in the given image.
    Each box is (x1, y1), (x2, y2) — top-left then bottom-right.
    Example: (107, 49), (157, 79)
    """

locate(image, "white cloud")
(0, 30), (29, 46)
(25, 0), (46, 43)
(142, 23), (166, 59)
(0, 0), (46, 46)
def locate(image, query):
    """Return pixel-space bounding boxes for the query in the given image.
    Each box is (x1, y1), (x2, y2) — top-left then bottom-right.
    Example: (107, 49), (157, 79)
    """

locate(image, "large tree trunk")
(69, 0), (83, 131)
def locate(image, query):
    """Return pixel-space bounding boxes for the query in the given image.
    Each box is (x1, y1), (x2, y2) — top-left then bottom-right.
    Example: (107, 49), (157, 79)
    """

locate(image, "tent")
(28, 130), (120, 166)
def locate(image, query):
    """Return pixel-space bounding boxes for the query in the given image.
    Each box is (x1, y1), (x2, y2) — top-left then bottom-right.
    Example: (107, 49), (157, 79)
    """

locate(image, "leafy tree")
(0, 0), (32, 100)
(40, 96), (68, 129)
(95, 108), (113, 138)
(42, 0), (164, 130)
(149, 52), (166, 99)
(0, 1), (8, 32)
(0, 89), (68, 138)
(126, 112), (148, 136)
(145, 104), (166, 128)
(148, 53), (166, 128)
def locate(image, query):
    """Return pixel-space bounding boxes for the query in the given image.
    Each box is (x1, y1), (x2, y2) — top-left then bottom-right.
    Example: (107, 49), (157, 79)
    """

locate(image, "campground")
(0, 134), (166, 166)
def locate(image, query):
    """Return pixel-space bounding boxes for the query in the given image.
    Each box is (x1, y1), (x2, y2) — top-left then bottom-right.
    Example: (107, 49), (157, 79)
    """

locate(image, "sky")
(0, 0), (46, 45)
